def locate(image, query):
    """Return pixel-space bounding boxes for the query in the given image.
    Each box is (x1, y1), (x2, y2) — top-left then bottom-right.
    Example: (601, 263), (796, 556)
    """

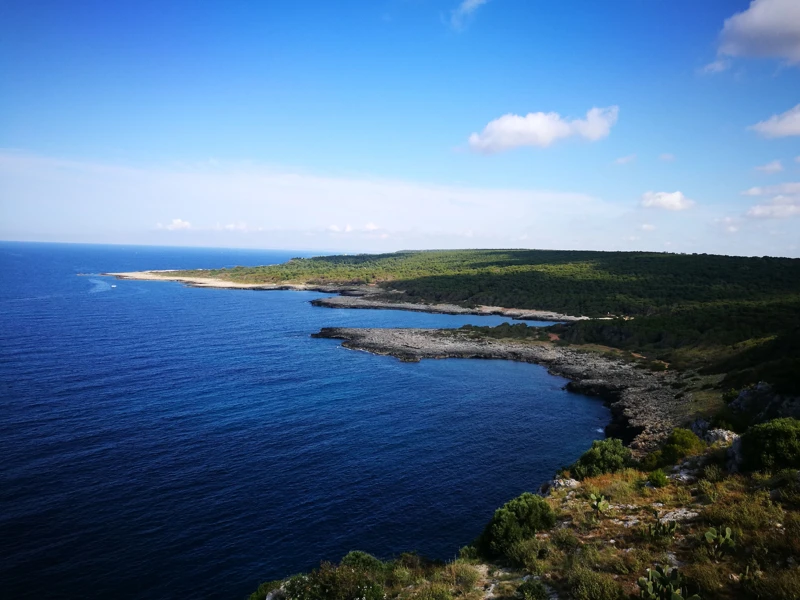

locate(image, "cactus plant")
(589, 493), (609, 514)
(637, 565), (701, 599)
(704, 526), (734, 559)
(642, 519), (678, 540)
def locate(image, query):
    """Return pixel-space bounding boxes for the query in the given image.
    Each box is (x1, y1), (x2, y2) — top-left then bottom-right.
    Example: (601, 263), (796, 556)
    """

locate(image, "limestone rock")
(705, 429), (738, 446)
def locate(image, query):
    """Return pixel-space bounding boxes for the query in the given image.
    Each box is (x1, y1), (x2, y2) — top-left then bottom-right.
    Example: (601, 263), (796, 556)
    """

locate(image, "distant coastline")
(103, 270), (587, 322)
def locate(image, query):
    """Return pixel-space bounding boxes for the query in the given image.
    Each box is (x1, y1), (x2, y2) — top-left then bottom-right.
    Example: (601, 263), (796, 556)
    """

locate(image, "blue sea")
(0, 242), (610, 599)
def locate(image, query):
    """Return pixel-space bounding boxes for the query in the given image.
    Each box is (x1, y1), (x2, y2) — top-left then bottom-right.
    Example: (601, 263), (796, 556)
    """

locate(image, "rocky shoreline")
(309, 294), (585, 322)
(313, 327), (693, 456)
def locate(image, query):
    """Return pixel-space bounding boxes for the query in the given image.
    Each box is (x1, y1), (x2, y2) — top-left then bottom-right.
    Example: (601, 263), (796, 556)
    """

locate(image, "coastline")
(103, 271), (585, 322)
(313, 327), (693, 456)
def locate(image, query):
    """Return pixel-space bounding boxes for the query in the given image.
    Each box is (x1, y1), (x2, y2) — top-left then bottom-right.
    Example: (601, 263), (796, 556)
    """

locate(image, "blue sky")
(1, 0), (799, 255)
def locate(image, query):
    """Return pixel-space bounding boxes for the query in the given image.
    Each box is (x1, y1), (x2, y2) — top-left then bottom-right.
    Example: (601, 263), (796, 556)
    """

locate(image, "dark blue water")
(0, 242), (610, 600)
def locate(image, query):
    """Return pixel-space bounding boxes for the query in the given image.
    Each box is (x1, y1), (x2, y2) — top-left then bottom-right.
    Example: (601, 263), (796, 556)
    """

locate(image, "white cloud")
(450, 0), (489, 30)
(742, 182), (800, 218)
(746, 200), (800, 218)
(160, 218), (191, 230)
(795, 156), (800, 163)
(742, 182), (800, 196)
(700, 59), (731, 74)
(640, 191), (695, 211)
(659, 153), (676, 162)
(614, 154), (636, 165)
(749, 104), (800, 138)
(718, 0), (800, 64)
(468, 106), (619, 153)
(640, 223), (656, 231)
(755, 159), (784, 173)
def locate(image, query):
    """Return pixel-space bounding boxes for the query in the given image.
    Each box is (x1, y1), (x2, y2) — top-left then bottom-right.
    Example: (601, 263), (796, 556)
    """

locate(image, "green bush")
(640, 450), (663, 471)
(648, 469), (669, 488)
(740, 418), (800, 472)
(660, 429), (706, 465)
(506, 537), (550, 570)
(569, 438), (632, 480)
(339, 551), (385, 573)
(568, 566), (625, 600)
(477, 492), (556, 558)
(283, 563), (385, 600)
(517, 579), (549, 600)
(248, 580), (283, 600)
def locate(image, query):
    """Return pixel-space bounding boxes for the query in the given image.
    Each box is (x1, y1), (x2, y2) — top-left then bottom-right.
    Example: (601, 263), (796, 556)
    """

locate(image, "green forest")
(172, 249), (800, 392)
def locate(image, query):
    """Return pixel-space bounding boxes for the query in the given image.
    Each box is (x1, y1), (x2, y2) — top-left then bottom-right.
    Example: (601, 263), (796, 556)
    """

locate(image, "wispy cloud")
(742, 182), (800, 196)
(639, 223), (656, 231)
(714, 216), (742, 233)
(157, 218), (192, 231)
(755, 160), (783, 173)
(699, 59), (730, 74)
(746, 199), (800, 218)
(749, 104), (800, 138)
(0, 150), (624, 252)
(659, 153), (676, 162)
(450, 0), (490, 30)
(614, 154), (636, 165)
(468, 106), (619, 153)
(640, 191), (695, 211)
(742, 181), (800, 218)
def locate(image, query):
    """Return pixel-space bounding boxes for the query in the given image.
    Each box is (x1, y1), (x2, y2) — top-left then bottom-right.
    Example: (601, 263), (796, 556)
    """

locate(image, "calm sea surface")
(0, 242), (610, 599)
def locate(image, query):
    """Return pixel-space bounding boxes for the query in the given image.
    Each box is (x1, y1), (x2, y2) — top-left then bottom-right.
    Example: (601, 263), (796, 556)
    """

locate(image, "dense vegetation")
(171, 249), (800, 392)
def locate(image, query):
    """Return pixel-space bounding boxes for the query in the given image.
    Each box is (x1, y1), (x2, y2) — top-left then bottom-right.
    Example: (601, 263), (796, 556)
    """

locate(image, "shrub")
(458, 545), (478, 560)
(284, 563), (385, 600)
(568, 566), (625, 600)
(409, 583), (453, 600)
(340, 551), (384, 573)
(702, 489), (784, 534)
(742, 567), (800, 600)
(740, 417), (800, 472)
(648, 469), (669, 488)
(702, 464), (724, 483)
(660, 428), (706, 465)
(438, 562), (479, 594)
(697, 479), (718, 503)
(506, 537), (549, 570)
(640, 450), (663, 471)
(517, 579), (549, 600)
(551, 527), (580, 551)
(569, 438), (632, 480)
(477, 492), (555, 558)
(248, 580), (283, 600)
